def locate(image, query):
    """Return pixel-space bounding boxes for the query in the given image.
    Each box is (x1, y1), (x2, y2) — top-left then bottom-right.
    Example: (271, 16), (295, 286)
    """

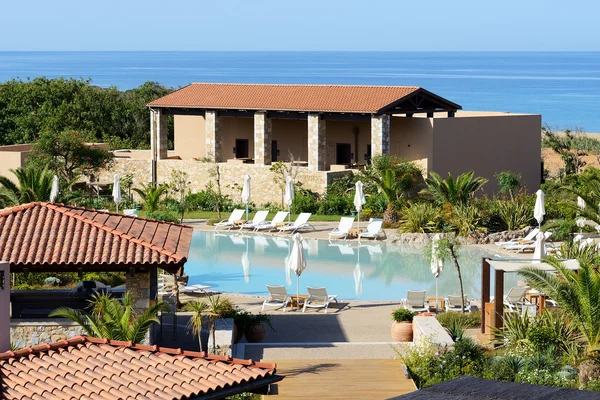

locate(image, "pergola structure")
(146, 83), (462, 178)
(480, 258), (579, 337)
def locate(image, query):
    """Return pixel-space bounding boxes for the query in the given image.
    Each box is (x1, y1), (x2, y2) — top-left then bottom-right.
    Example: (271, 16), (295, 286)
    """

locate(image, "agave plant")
(421, 171), (488, 207)
(49, 292), (170, 344)
(495, 199), (532, 231)
(132, 182), (168, 212)
(0, 166), (55, 206)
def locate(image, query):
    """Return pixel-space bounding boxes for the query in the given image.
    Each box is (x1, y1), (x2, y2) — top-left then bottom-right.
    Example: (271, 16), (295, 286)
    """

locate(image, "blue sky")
(1, 0), (598, 51)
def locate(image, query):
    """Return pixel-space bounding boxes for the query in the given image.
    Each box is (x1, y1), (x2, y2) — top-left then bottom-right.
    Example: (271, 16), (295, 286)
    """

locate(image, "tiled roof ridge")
(188, 82), (422, 90)
(2, 202), (188, 263)
(0, 336), (277, 370)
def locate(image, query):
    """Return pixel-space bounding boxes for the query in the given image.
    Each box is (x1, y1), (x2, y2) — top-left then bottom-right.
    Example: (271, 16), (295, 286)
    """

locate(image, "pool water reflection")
(185, 232), (519, 301)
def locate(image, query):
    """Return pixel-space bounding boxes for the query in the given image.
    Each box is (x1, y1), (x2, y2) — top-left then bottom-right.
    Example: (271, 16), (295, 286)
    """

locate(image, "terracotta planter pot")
(232, 322), (244, 344)
(244, 323), (266, 343)
(391, 321), (413, 342)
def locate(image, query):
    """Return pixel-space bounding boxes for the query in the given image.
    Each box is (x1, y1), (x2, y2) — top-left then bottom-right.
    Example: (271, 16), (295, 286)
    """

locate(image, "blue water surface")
(0, 51), (599, 130)
(184, 232), (517, 301)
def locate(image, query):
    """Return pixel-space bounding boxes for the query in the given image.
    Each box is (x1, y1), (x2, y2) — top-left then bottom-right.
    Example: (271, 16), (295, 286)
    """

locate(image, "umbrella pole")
(435, 277), (439, 310)
(296, 275), (300, 312)
(246, 203), (249, 221)
(288, 205), (291, 222)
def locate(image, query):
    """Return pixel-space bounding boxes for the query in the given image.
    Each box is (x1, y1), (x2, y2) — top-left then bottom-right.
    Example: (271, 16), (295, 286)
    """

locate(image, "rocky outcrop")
(389, 227), (533, 245)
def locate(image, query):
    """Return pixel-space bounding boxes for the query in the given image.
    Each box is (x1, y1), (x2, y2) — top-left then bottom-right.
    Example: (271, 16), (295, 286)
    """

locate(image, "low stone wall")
(101, 159), (354, 206)
(10, 319), (85, 349)
(389, 227), (533, 245)
(412, 316), (454, 348)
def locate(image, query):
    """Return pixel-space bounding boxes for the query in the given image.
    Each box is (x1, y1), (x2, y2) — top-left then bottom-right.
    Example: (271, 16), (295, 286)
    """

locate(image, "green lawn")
(138, 210), (345, 222)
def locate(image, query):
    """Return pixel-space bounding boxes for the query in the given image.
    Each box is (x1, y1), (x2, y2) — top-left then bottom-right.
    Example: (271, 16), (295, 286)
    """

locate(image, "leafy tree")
(421, 171), (488, 207)
(27, 130), (113, 182)
(200, 154), (224, 218)
(0, 166), (54, 206)
(432, 234), (466, 313)
(49, 292), (170, 344)
(133, 183), (168, 213)
(359, 155), (422, 224)
(542, 126), (588, 176)
(167, 170), (190, 223)
(495, 171), (522, 200)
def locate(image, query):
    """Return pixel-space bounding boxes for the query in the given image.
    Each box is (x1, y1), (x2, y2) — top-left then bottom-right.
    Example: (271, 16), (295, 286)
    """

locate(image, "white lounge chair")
(503, 287), (530, 312)
(445, 295), (471, 312)
(504, 231), (552, 253)
(402, 290), (429, 313)
(214, 209), (245, 231)
(303, 286), (338, 313)
(159, 274), (213, 296)
(123, 209), (138, 217)
(278, 213), (315, 234)
(254, 211), (289, 232)
(262, 285), (291, 312)
(495, 228), (539, 247)
(358, 218), (386, 242)
(328, 217), (355, 241)
(239, 210), (269, 230)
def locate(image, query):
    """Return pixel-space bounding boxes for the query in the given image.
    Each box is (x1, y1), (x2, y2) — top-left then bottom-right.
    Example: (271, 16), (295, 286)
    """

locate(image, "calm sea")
(0, 51), (599, 131)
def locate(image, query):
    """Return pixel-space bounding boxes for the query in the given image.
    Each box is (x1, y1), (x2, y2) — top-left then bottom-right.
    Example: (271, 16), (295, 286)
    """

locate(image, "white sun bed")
(328, 217), (355, 241)
(358, 218), (386, 242)
(303, 286), (338, 313)
(254, 211), (289, 232)
(504, 231), (552, 253)
(214, 209), (245, 230)
(445, 295), (471, 312)
(495, 228), (539, 247)
(239, 210), (269, 230)
(278, 213), (315, 234)
(262, 285), (291, 312)
(401, 290), (429, 313)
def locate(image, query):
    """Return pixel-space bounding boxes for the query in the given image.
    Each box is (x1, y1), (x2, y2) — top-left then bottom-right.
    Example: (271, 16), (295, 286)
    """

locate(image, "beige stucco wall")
(174, 115), (205, 160)
(324, 120), (371, 167)
(221, 117), (254, 160)
(390, 117), (434, 174)
(271, 119), (308, 162)
(430, 113), (541, 194)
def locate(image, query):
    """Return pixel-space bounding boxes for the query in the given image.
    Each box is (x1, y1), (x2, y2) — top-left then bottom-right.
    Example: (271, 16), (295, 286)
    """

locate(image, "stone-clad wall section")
(11, 320), (84, 349)
(371, 114), (391, 156)
(307, 113), (326, 171)
(253, 112), (272, 165)
(205, 111), (222, 162)
(101, 159), (354, 205)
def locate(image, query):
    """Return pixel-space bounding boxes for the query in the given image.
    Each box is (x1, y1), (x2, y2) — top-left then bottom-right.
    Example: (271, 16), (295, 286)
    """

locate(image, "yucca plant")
(50, 292), (170, 344)
(450, 204), (481, 237)
(421, 171), (488, 207)
(398, 203), (438, 233)
(496, 199), (532, 231)
(132, 182), (168, 212)
(0, 166), (55, 206)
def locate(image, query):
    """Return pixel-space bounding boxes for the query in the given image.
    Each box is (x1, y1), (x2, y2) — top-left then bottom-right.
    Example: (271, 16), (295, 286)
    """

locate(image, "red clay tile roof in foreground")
(0, 203), (193, 273)
(147, 83), (423, 114)
(0, 336), (280, 400)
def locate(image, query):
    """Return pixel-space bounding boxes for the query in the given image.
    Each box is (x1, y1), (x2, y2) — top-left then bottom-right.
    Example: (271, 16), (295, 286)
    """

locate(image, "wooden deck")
(267, 359), (416, 399)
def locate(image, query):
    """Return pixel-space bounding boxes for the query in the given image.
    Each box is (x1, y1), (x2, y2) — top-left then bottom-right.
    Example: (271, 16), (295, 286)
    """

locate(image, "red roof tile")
(0, 336), (280, 400)
(0, 203), (193, 273)
(147, 83), (422, 114)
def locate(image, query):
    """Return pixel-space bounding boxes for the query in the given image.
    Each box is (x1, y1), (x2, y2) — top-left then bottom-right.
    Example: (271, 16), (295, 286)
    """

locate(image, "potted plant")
(243, 313), (274, 343)
(391, 308), (414, 342)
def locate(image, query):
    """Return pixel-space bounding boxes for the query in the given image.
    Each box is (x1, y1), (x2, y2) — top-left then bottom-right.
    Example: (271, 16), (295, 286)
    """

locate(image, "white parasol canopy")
(287, 233), (307, 310)
(112, 174), (122, 213)
(532, 231), (546, 264)
(534, 189), (545, 228)
(49, 175), (59, 203)
(241, 174), (251, 220)
(430, 233), (444, 309)
(284, 176), (294, 222)
(353, 181), (366, 229)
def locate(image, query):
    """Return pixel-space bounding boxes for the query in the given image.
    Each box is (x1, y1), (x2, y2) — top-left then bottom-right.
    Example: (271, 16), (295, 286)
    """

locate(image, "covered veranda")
(480, 257), (579, 340)
(146, 83), (462, 179)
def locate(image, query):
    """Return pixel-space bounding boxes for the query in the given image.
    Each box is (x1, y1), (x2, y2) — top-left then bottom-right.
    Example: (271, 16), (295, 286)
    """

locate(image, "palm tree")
(432, 234), (467, 313)
(520, 258), (600, 354)
(0, 166), (55, 206)
(132, 183), (167, 212)
(186, 295), (235, 353)
(360, 155), (421, 224)
(50, 292), (170, 344)
(421, 171), (488, 207)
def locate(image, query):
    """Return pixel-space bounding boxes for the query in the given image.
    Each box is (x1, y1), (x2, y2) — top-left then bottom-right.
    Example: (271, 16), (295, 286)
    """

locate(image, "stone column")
(371, 114), (391, 156)
(205, 110), (222, 162)
(308, 113), (326, 171)
(254, 111), (272, 165)
(126, 272), (151, 312)
(150, 109), (168, 160)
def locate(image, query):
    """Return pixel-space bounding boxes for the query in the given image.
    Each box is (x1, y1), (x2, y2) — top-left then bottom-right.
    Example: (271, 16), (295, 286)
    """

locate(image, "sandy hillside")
(542, 131), (600, 176)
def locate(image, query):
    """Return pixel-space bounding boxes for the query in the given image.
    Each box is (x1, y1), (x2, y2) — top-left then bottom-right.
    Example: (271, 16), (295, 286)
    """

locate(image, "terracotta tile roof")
(0, 203), (193, 273)
(0, 336), (280, 400)
(147, 83), (423, 114)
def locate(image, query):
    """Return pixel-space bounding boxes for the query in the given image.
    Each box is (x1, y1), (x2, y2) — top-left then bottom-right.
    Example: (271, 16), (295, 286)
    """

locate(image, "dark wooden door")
(236, 139), (249, 159)
(272, 140), (278, 162)
(336, 143), (352, 164)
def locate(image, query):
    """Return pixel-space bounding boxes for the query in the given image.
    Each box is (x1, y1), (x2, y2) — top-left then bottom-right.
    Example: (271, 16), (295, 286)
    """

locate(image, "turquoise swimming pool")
(184, 232), (518, 301)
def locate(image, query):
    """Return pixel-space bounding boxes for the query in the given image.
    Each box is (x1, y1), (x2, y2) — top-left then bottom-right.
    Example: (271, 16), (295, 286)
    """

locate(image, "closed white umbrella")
(112, 174), (122, 213)
(284, 176), (294, 222)
(287, 232), (307, 310)
(577, 196), (587, 211)
(241, 174), (251, 221)
(430, 233), (444, 310)
(532, 231), (546, 264)
(353, 181), (366, 229)
(242, 239), (251, 283)
(49, 175), (59, 203)
(534, 189), (545, 229)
